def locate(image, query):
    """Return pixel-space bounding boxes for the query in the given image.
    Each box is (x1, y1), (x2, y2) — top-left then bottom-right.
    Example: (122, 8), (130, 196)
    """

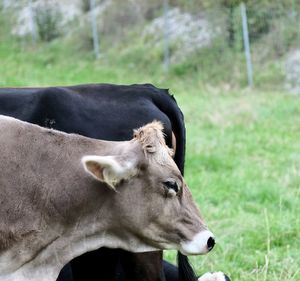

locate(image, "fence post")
(240, 2), (253, 87)
(163, 0), (170, 72)
(28, 0), (37, 44)
(89, 0), (100, 59)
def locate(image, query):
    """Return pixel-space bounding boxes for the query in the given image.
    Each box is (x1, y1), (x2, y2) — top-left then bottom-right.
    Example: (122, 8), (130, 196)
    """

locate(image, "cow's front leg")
(198, 272), (231, 281)
(120, 250), (166, 281)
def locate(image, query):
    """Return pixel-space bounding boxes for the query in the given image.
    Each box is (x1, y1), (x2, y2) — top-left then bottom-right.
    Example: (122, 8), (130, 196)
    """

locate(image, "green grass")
(1, 29), (300, 281)
(173, 91), (300, 280)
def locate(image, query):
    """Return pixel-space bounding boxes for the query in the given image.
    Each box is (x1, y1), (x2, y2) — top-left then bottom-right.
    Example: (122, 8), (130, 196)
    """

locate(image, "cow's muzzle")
(179, 230), (215, 255)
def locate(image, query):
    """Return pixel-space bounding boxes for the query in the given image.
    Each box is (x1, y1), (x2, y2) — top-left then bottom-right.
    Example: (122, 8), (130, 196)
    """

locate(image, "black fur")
(177, 252), (198, 281)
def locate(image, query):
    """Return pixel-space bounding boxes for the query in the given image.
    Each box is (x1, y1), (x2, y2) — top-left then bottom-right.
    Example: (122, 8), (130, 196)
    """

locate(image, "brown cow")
(0, 116), (215, 281)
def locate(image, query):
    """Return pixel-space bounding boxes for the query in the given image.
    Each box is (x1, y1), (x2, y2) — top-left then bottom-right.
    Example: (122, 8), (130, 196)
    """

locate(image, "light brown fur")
(134, 121), (174, 163)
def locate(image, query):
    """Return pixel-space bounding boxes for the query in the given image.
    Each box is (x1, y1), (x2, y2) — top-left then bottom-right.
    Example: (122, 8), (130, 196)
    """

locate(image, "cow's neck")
(0, 219), (107, 281)
(0, 212), (158, 281)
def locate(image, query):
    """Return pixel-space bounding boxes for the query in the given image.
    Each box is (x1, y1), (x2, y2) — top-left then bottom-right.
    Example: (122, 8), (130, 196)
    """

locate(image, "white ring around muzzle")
(179, 230), (215, 255)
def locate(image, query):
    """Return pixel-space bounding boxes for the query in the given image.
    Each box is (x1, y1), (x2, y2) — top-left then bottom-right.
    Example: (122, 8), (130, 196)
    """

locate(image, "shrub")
(34, 1), (62, 42)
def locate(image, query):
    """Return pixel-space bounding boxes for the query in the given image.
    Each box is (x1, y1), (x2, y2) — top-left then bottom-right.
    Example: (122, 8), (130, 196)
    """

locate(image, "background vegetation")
(0, 1), (300, 280)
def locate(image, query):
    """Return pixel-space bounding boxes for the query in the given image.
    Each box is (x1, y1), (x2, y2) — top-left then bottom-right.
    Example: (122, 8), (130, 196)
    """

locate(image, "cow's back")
(0, 84), (185, 171)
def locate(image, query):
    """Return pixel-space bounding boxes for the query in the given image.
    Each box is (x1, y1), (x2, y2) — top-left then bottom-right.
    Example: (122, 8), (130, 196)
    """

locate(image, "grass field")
(1, 36), (300, 280)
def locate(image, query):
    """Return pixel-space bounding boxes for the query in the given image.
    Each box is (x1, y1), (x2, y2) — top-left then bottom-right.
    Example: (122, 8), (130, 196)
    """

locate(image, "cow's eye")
(163, 180), (179, 194)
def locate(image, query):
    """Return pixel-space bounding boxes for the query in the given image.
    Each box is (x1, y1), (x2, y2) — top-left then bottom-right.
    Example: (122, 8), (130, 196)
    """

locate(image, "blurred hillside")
(1, 0), (300, 91)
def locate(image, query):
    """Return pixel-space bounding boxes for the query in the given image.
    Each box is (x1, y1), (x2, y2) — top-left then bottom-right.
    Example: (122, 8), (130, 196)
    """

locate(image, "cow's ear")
(81, 155), (137, 190)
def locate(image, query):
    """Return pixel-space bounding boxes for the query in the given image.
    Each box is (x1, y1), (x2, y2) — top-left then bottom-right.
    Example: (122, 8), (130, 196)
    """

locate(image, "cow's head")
(82, 121), (215, 255)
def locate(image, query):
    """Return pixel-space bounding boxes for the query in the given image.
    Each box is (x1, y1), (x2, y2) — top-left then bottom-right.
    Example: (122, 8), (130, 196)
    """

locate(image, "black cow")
(0, 83), (197, 281)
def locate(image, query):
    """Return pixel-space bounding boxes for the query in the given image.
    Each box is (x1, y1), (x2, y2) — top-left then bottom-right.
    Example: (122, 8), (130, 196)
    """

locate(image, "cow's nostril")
(207, 237), (215, 251)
